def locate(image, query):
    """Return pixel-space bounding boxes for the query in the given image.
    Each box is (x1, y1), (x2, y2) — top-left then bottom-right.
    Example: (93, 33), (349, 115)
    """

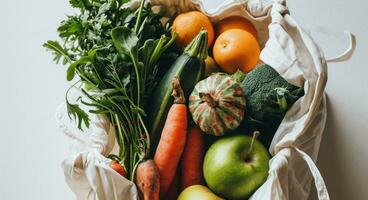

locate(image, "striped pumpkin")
(189, 73), (246, 136)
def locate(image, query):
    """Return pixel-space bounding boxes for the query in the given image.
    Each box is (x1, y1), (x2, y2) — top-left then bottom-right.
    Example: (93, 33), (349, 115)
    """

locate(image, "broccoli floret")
(238, 64), (304, 148)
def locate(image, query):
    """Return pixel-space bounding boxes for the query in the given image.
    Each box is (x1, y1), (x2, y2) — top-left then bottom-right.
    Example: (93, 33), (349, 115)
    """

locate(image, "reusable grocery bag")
(56, 0), (355, 199)
(56, 104), (139, 200)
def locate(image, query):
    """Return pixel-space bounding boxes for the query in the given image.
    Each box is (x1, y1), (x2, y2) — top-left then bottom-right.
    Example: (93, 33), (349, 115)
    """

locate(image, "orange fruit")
(213, 29), (260, 74)
(172, 11), (215, 49)
(216, 16), (258, 39)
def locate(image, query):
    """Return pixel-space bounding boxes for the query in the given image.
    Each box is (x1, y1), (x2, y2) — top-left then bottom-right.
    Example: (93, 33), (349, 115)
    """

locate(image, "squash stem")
(199, 92), (218, 107)
(184, 29), (208, 60)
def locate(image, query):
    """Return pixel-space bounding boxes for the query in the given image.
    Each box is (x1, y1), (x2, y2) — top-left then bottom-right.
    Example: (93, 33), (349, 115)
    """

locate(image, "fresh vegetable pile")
(45, 1), (304, 199)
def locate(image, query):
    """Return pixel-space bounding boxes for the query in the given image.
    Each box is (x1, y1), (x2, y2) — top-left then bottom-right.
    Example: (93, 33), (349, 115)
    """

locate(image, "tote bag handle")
(313, 30), (356, 63)
(246, 0), (355, 63)
(292, 146), (330, 200)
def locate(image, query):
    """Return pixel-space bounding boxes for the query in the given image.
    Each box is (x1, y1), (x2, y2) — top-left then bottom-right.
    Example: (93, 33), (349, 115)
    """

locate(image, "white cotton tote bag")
(56, 0), (355, 199)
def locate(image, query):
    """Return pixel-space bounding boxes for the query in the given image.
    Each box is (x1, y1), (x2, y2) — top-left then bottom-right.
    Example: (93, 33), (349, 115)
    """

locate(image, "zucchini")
(146, 30), (208, 156)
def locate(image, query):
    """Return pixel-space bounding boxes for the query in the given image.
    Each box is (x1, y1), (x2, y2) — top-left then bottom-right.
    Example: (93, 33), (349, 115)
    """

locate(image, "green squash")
(146, 30), (208, 156)
(189, 73), (246, 136)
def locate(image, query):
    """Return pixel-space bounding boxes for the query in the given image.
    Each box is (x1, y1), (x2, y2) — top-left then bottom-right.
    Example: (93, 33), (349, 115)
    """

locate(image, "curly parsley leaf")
(58, 17), (84, 38)
(69, 0), (91, 10)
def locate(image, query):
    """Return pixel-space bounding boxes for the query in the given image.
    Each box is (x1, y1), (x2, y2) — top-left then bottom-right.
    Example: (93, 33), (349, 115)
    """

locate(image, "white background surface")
(0, 0), (367, 199)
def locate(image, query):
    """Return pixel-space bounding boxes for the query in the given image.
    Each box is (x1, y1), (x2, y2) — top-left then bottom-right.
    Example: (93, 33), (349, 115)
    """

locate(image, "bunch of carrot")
(132, 77), (205, 200)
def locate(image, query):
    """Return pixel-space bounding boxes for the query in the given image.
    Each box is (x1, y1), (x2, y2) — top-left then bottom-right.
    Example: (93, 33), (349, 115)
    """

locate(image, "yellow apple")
(178, 185), (224, 200)
(205, 56), (220, 77)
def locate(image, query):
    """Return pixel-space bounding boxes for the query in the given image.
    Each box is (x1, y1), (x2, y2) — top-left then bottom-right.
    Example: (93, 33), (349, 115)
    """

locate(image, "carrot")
(181, 126), (205, 189)
(135, 159), (160, 200)
(154, 77), (188, 197)
(110, 160), (127, 177)
(164, 169), (180, 200)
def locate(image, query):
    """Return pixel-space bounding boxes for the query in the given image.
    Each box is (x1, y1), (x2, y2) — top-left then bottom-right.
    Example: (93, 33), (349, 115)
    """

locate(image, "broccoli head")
(237, 64), (304, 148)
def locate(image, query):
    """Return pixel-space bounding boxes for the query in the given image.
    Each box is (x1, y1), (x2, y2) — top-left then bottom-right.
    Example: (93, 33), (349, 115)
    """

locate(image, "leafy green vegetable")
(66, 98), (90, 130)
(69, 0), (92, 10)
(44, 0), (178, 180)
(236, 64), (304, 148)
(43, 40), (74, 65)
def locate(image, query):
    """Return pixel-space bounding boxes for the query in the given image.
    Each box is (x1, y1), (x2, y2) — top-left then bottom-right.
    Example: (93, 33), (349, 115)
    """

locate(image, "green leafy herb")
(66, 98), (90, 130)
(44, 0), (178, 180)
(43, 40), (73, 65)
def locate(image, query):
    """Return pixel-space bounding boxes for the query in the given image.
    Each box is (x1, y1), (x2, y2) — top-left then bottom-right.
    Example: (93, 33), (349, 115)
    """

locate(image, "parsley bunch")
(44, 0), (177, 180)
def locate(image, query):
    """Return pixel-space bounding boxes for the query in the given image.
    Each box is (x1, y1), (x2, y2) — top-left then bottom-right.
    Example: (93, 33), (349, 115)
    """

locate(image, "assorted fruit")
(46, 1), (304, 199)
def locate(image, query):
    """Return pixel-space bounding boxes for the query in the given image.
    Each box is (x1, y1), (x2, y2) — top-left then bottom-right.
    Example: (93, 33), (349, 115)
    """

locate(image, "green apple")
(178, 185), (224, 200)
(203, 133), (270, 200)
